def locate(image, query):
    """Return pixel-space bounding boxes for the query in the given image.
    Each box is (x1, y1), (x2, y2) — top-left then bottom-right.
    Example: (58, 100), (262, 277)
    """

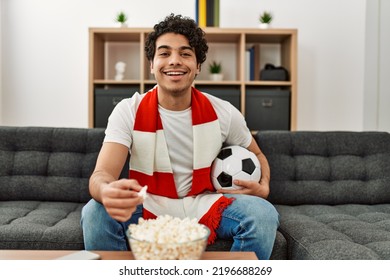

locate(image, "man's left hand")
(216, 179), (270, 198)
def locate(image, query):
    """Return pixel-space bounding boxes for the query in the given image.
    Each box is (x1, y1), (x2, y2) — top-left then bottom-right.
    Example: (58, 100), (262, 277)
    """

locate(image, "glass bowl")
(127, 222), (210, 260)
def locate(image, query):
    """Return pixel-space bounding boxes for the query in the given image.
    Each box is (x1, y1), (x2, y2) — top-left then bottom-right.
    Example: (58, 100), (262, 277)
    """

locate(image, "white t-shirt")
(104, 91), (252, 197)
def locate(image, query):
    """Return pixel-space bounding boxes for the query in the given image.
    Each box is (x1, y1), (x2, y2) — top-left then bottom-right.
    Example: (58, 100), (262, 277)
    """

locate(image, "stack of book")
(195, 0), (220, 27)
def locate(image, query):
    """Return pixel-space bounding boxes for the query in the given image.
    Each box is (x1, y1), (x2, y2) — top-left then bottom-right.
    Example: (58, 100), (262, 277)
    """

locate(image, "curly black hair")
(145, 14), (208, 65)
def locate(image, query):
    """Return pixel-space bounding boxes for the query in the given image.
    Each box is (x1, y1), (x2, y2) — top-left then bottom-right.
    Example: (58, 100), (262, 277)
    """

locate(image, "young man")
(81, 14), (279, 260)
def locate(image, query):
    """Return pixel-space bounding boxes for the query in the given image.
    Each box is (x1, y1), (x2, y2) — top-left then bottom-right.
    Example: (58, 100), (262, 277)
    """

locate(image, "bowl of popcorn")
(127, 215), (210, 260)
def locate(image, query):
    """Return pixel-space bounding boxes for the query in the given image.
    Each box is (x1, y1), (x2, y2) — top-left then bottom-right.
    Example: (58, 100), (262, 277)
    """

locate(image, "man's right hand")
(100, 179), (144, 222)
(89, 142), (143, 222)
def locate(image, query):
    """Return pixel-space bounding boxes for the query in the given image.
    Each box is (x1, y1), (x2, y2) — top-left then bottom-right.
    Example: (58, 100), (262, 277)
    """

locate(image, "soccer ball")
(211, 145), (261, 190)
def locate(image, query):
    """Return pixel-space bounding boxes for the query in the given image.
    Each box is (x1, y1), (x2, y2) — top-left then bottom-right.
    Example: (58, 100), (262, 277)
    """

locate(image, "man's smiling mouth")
(164, 71), (187, 76)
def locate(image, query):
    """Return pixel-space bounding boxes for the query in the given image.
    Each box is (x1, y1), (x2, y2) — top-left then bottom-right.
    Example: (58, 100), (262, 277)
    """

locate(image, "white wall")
(1, 0), (194, 128)
(378, 0), (390, 131)
(2, 0), (79, 126)
(221, 0), (367, 131)
(0, 0), (383, 131)
(364, 0), (390, 131)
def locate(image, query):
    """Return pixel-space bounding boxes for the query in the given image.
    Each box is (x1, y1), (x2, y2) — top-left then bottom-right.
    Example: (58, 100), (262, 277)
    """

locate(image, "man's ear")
(196, 63), (201, 74)
(150, 61), (154, 74)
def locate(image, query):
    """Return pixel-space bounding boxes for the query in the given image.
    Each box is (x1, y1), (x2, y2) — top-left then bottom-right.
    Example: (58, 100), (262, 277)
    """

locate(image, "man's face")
(150, 33), (200, 97)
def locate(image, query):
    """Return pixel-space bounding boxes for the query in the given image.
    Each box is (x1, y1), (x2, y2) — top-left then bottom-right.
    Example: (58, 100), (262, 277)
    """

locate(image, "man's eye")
(159, 52), (169, 56)
(182, 52), (192, 57)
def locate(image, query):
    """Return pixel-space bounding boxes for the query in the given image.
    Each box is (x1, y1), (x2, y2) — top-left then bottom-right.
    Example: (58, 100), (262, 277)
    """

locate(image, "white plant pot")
(210, 73), (223, 81)
(116, 22), (128, 28)
(259, 23), (270, 29)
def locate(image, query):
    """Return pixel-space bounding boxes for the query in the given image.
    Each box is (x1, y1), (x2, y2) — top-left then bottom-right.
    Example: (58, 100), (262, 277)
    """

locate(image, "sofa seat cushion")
(0, 201), (85, 250)
(276, 204), (390, 259)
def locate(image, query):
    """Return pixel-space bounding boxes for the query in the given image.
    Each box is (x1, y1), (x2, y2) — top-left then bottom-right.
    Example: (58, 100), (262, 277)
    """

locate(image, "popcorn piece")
(138, 185), (148, 199)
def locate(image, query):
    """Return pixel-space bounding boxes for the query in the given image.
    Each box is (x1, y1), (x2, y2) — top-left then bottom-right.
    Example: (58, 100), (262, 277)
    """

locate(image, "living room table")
(0, 250), (257, 260)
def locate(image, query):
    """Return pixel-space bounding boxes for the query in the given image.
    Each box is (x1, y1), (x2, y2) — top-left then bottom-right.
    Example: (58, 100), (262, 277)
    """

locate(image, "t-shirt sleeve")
(103, 95), (138, 148)
(224, 105), (253, 148)
(205, 92), (252, 148)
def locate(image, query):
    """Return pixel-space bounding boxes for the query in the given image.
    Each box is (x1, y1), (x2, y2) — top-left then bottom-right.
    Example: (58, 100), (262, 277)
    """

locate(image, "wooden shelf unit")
(89, 27), (297, 130)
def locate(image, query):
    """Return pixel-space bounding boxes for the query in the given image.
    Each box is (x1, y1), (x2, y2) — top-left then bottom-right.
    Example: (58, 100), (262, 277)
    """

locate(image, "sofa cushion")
(0, 127), (105, 203)
(0, 201), (85, 250)
(255, 131), (390, 205)
(276, 204), (390, 259)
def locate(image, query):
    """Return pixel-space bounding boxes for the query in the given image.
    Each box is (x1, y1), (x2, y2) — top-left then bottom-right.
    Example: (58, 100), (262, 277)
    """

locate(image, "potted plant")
(259, 11), (273, 29)
(116, 11), (128, 27)
(208, 61), (223, 81)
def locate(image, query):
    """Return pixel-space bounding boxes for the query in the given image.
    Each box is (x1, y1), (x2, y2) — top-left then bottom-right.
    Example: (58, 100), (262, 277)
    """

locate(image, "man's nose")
(169, 52), (182, 65)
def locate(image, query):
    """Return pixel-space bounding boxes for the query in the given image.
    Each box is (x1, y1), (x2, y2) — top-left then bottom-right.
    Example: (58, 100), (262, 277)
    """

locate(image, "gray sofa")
(1, 126), (390, 259)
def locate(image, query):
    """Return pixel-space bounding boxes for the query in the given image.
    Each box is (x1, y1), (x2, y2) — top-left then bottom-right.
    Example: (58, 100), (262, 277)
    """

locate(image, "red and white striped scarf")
(129, 86), (233, 243)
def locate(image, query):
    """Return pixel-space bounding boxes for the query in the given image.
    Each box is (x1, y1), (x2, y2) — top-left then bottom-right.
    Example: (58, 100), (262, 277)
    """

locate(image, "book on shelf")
(195, 0), (220, 27)
(213, 0), (220, 26)
(246, 44), (260, 81)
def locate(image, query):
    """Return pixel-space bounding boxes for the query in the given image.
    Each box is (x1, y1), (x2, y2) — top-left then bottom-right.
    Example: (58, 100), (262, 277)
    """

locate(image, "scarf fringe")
(199, 196), (235, 245)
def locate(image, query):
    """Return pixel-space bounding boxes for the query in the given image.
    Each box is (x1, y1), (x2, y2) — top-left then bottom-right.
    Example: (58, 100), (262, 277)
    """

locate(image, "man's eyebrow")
(157, 45), (194, 51)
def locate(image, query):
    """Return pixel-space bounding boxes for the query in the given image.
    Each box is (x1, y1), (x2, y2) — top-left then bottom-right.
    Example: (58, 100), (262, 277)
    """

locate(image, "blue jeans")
(81, 194), (279, 260)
